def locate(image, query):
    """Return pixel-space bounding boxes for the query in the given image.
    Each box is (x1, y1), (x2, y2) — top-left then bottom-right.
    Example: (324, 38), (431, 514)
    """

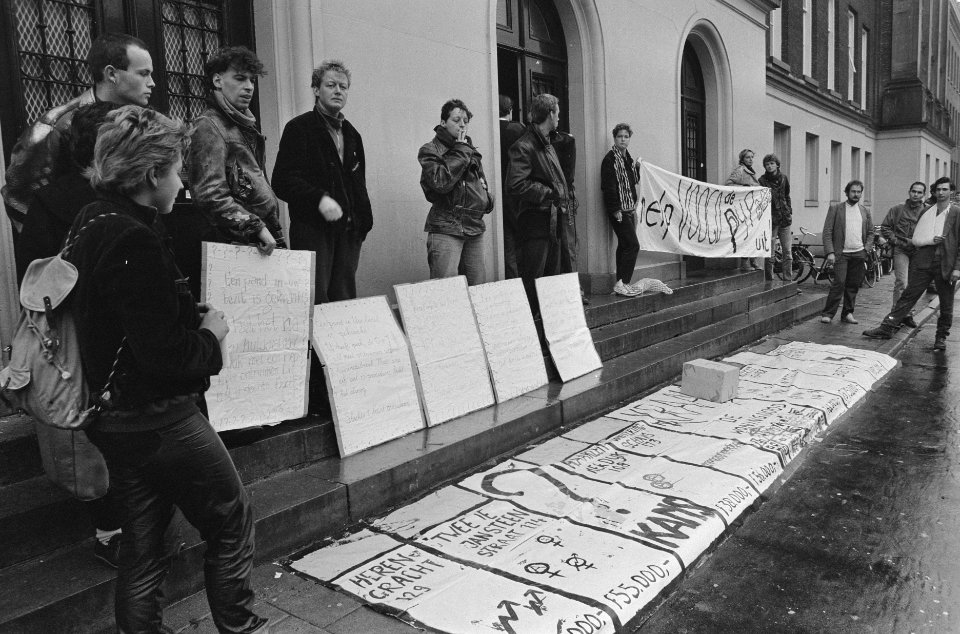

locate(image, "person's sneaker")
(934, 336), (947, 351)
(901, 315), (918, 329)
(841, 314), (859, 324)
(863, 326), (893, 340)
(613, 281), (639, 297)
(820, 315), (832, 324)
(94, 533), (121, 569)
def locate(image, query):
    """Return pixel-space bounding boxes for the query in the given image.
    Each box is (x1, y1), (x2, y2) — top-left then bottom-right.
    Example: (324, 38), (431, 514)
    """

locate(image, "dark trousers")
(290, 221), (362, 303)
(610, 211), (640, 283)
(88, 410), (260, 634)
(883, 246), (956, 338)
(821, 250), (866, 318)
(519, 211), (572, 315)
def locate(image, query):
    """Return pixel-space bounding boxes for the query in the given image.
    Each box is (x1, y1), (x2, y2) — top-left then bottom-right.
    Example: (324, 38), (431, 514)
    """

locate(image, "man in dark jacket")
(272, 59), (372, 303)
(879, 181), (928, 327)
(188, 46), (284, 255)
(2, 32), (154, 233)
(505, 93), (570, 314)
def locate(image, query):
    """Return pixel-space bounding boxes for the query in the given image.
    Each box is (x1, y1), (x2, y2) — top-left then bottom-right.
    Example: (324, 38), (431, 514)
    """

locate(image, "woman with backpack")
(68, 105), (267, 633)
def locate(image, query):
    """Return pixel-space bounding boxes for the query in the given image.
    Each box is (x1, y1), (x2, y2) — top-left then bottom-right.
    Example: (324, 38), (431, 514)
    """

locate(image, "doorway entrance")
(680, 42), (708, 271)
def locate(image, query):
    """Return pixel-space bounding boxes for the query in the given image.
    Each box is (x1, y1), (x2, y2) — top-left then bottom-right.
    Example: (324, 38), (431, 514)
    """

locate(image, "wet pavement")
(639, 323), (960, 634)
(165, 274), (958, 633)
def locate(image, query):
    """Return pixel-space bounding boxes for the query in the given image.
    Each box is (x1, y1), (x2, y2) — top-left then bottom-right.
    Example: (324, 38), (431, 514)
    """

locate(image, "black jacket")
(505, 124), (569, 239)
(758, 170), (792, 228)
(272, 109), (373, 238)
(16, 172), (97, 283)
(69, 193), (222, 411)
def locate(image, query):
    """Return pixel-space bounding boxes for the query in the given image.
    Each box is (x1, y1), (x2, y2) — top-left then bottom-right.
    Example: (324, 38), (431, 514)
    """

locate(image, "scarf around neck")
(213, 90), (257, 131)
(612, 145), (637, 212)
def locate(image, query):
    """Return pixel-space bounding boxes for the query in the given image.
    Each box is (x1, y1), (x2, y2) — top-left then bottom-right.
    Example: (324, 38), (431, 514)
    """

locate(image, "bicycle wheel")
(863, 261), (876, 287)
(792, 247), (815, 284)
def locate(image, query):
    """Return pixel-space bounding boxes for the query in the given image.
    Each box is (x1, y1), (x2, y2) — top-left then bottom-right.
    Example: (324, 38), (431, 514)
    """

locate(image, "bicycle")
(773, 226), (831, 284)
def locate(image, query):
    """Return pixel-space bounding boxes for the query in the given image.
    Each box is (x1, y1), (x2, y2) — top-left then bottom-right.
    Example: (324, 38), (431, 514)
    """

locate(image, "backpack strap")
(60, 211), (120, 261)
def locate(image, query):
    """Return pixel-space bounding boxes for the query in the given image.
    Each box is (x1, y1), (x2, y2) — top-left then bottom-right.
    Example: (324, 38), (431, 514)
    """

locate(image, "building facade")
(0, 0), (957, 349)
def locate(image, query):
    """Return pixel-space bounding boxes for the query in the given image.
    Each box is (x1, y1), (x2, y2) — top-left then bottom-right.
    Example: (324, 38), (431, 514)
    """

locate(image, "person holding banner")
(819, 180), (874, 325)
(600, 123), (642, 297)
(757, 153), (792, 282)
(69, 106), (266, 633)
(725, 149), (761, 271)
(418, 98), (495, 285)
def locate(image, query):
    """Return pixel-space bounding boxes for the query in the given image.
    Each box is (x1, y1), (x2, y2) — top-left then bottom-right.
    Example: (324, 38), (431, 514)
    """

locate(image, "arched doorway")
(496, 0), (568, 126)
(681, 43), (707, 182)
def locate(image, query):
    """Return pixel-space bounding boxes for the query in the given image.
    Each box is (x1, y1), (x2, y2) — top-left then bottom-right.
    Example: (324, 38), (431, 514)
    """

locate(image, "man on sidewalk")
(819, 180), (873, 325)
(2, 32), (154, 233)
(498, 95), (525, 279)
(864, 177), (960, 350)
(879, 182), (928, 329)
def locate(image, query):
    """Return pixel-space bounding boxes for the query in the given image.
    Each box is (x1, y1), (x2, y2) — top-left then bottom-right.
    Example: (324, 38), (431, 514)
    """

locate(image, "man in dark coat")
(505, 93), (570, 314)
(499, 95), (526, 279)
(272, 59), (373, 303)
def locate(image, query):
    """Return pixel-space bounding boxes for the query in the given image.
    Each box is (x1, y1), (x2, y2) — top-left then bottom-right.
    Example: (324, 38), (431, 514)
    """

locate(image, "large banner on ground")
(291, 342), (896, 633)
(201, 244), (314, 431)
(637, 159), (771, 258)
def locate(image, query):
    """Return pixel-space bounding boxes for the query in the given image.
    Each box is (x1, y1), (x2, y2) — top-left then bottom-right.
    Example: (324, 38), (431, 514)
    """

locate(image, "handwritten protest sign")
(201, 244), (313, 431)
(312, 296), (424, 456)
(637, 159), (771, 257)
(468, 279), (548, 401)
(536, 273), (603, 382)
(290, 343), (895, 633)
(395, 277), (494, 426)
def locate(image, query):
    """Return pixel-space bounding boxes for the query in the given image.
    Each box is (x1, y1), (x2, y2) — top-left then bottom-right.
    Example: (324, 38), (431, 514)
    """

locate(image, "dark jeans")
(821, 250), (866, 318)
(290, 221), (362, 303)
(610, 211), (640, 283)
(883, 246), (955, 338)
(518, 211), (574, 315)
(88, 410), (260, 634)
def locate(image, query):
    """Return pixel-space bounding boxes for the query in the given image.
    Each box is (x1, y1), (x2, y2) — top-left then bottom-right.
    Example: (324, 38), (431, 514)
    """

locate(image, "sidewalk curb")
(882, 295), (940, 357)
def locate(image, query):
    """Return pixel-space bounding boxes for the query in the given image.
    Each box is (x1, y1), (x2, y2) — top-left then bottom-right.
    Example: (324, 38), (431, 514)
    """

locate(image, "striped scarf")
(612, 146), (637, 212)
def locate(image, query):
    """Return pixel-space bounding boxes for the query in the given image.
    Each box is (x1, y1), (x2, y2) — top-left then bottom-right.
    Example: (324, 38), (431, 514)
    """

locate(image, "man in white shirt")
(819, 180), (874, 324)
(864, 177), (960, 350)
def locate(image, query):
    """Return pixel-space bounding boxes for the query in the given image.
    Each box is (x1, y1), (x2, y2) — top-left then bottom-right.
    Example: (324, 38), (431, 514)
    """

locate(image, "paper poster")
(311, 296), (424, 456)
(395, 276), (494, 426)
(468, 278), (548, 402)
(536, 273), (603, 382)
(637, 159), (771, 257)
(201, 243), (313, 431)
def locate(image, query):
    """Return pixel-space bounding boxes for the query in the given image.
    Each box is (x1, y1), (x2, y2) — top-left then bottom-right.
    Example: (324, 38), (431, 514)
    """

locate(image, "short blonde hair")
(87, 105), (190, 195)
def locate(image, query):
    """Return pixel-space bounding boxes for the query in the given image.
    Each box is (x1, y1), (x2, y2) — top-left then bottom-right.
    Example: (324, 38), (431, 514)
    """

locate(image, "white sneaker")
(613, 280), (639, 297)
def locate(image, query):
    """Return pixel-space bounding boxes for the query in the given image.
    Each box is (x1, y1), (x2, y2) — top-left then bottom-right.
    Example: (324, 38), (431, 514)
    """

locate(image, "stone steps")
(0, 271), (825, 632)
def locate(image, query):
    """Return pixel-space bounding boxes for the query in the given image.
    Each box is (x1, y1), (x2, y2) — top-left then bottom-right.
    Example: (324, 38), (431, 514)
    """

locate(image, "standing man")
(878, 182), (928, 329)
(819, 180), (874, 325)
(550, 127), (586, 304)
(3, 32), (154, 232)
(272, 59), (372, 303)
(499, 95), (525, 279)
(505, 93), (570, 314)
(864, 177), (960, 350)
(188, 46), (284, 256)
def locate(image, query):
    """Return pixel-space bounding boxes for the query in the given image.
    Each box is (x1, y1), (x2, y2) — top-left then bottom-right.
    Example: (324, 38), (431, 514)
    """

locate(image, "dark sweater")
(69, 192), (222, 416)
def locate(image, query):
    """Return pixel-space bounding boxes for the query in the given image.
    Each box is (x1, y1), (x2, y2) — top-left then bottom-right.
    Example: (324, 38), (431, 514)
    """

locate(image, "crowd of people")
(3, 29), (959, 634)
